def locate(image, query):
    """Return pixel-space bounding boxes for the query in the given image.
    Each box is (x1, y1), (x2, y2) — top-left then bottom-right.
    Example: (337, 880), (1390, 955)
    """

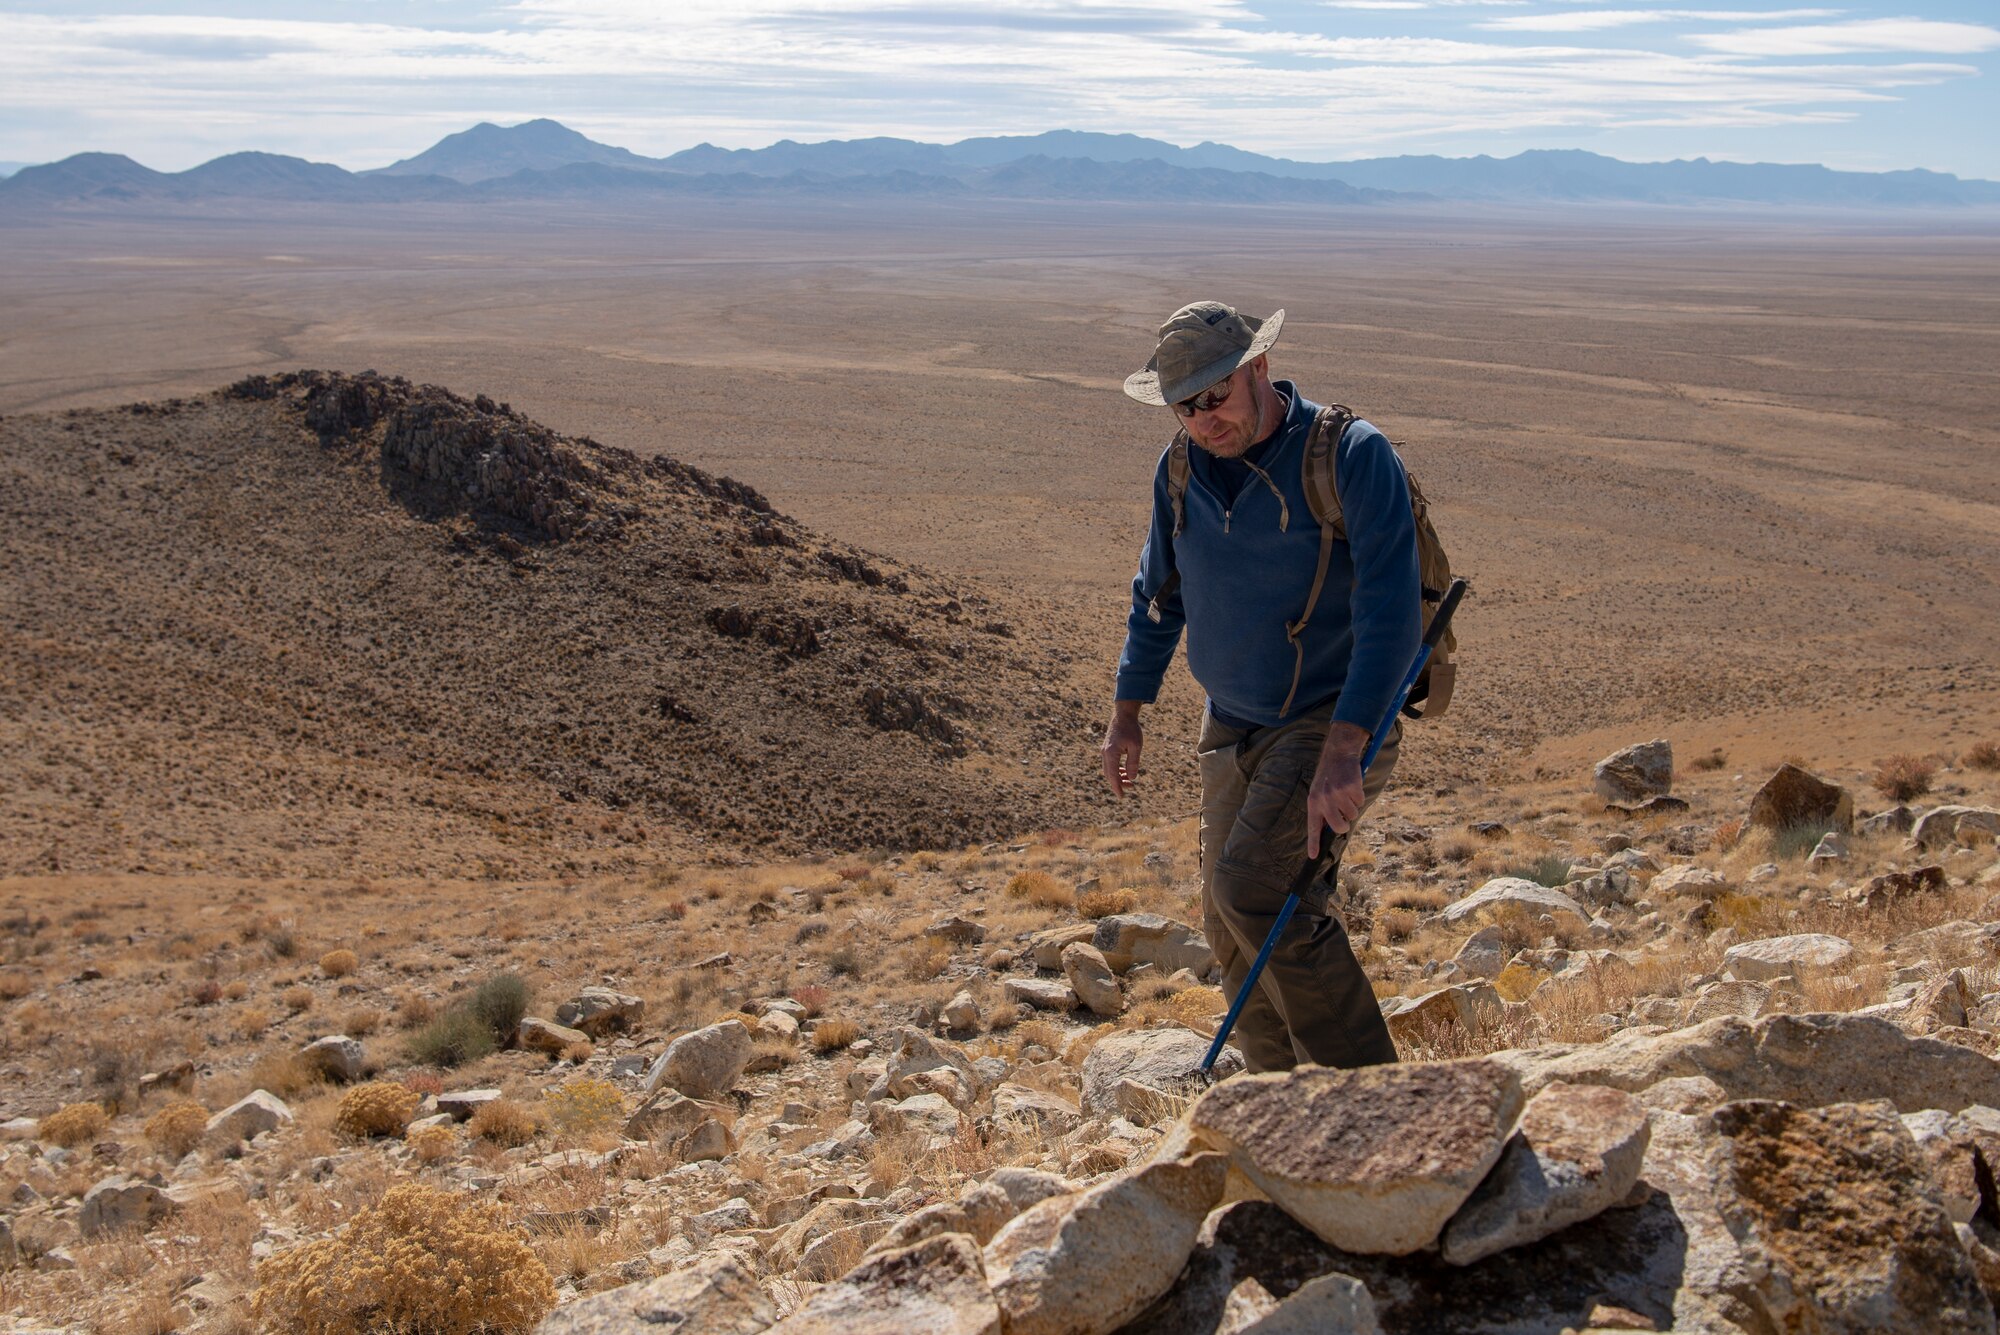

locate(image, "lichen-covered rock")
(986, 1153), (1227, 1335)
(1188, 1059), (1524, 1255)
(1914, 806), (2000, 851)
(520, 1016), (592, 1053)
(80, 1174), (176, 1239)
(299, 1035), (365, 1083)
(1003, 978), (1077, 1012)
(1711, 1099), (1994, 1333)
(1091, 914), (1211, 975)
(205, 1089), (292, 1145)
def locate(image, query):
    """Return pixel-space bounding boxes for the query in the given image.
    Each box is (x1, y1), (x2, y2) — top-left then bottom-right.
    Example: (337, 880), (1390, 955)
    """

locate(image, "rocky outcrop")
(1489, 1012), (2000, 1113)
(1748, 763), (1853, 833)
(534, 1252), (772, 1334)
(769, 1232), (1000, 1334)
(646, 1020), (752, 1100)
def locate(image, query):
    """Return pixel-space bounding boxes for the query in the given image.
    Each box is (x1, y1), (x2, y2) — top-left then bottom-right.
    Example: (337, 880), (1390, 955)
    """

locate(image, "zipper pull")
(1224, 508), (1232, 534)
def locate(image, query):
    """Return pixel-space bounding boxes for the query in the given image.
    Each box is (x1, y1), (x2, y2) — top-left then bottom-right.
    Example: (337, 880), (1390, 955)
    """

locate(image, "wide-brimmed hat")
(1123, 301), (1285, 407)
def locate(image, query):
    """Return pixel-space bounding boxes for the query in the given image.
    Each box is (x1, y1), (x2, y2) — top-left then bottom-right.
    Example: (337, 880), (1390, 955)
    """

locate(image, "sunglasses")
(1173, 371), (1236, 418)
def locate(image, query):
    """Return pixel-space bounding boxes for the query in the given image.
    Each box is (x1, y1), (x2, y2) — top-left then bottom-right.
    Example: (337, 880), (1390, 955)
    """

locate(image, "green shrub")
(467, 973), (529, 1044)
(1502, 854), (1573, 888)
(407, 1009), (496, 1069)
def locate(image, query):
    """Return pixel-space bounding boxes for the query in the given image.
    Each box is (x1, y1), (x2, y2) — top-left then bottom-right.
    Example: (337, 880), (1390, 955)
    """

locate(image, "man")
(1101, 300), (1419, 1072)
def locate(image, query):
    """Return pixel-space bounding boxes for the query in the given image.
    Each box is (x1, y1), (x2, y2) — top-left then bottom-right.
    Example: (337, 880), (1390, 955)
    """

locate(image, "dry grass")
(319, 949), (358, 978)
(1966, 741), (2000, 771)
(811, 1018), (860, 1053)
(144, 1099), (209, 1159)
(335, 1082), (422, 1138)
(1005, 871), (1073, 911)
(1078, 887), (1141, 919)
(468, 1097), (541, 1147)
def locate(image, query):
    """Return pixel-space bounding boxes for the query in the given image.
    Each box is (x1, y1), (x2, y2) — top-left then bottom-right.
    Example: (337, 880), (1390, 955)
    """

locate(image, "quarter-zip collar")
(1187, 381), (1308, 534)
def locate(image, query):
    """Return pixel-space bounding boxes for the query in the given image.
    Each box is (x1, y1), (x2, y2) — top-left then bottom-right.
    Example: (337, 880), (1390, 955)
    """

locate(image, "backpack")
(1155, 403), (1457, 722)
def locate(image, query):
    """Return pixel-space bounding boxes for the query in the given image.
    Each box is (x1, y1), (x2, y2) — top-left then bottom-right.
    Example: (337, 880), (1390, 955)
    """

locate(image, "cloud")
(1685, 17), (2000, 56)
(0, 1), (1990, 172)
(1481, 9), (1839, 34)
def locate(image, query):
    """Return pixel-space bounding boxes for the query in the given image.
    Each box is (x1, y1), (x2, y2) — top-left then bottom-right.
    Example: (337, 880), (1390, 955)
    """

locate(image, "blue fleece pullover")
(1114, 381), (1422, 733)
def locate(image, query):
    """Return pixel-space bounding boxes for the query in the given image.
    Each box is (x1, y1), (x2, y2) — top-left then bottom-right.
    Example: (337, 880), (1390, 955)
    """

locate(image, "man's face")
(1177, 358), (1267, 459)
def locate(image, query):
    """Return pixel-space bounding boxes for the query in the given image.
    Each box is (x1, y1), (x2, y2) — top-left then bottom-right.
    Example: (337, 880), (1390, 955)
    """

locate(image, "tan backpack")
(1160, 404), (1457, 721)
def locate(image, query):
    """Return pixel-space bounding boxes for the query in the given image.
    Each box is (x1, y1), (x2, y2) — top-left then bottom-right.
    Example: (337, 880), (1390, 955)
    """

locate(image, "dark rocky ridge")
(0, 373), (1107, 875)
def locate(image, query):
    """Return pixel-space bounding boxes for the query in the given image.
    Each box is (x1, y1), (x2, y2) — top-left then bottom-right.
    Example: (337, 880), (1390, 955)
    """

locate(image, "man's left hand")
(1305, 723), (1370, 858)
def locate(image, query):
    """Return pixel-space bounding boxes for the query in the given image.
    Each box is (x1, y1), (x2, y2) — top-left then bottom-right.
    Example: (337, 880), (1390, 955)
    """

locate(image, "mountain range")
(7, 117), (1998, 209)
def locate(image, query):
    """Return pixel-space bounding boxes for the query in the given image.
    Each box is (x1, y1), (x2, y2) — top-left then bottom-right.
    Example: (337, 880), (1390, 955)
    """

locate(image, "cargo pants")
(1198, 701), (1400, 1072)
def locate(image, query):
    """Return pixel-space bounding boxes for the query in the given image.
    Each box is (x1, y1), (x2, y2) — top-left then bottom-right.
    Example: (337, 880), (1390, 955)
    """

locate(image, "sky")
(2, 0), (1997, 177)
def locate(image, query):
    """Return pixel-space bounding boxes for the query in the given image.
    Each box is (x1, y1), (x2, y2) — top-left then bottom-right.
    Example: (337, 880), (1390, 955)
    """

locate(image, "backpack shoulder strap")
(1165, 431), (1191, 538)
(1279, 405), (1354, 718)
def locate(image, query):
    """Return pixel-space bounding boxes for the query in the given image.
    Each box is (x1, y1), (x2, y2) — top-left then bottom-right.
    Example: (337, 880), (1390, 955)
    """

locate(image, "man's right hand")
(1101, 701), (1145, 798)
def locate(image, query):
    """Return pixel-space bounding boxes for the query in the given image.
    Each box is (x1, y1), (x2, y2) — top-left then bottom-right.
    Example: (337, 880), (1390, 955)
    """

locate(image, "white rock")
(646, 1020), (753, 1100)
(1723, 933), (1855, 982)
(1439, 878), (1588, 932)
(206, 1090), (292, 1145)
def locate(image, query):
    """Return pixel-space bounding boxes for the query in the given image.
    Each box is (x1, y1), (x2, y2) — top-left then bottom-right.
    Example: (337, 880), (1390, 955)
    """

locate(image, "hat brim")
(1123, 308), (1285, 406)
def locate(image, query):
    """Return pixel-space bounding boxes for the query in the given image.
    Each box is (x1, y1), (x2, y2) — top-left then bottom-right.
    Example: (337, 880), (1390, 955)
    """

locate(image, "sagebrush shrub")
(467, 973), (530, 1042)
(145, 1100), (209, 1159)
(542, 1078), (623, 1133)
(335, 1081), (422, 1138)
(319, 949), (358, 978)
(41, 1102), (109, 1147)
(1872, 753), (1938, 802)
(405, 1122), (457, 1165)
(407, 1009), (496, 1068)
(1005, 871), (1072, 909)
(468, 1098), (539, 1147)
(252, 1182), (556, 1334)
(1967, 741), (2000, 771)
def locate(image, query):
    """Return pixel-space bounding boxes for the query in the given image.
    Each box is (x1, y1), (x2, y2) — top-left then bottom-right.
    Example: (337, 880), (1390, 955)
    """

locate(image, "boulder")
(1003, 978), (1076, 1012)
(436, 1088), (502, 1122)
(1235, 1272), (1381, 1334)
(1903, 1109), (1988, 1224)
(678, 1118), (732, 1163)
(1861, 805), (1918, 836)
(553, 987), (644, 1037)
(205, 1090), (291, 1145)
(1748, 763), (1853, 833)
(1029, 924), (1099, 971)
(1082, 1029), (1241, 1119)
(1440, 1081), (1651, 1265)
(1594, 740), (1673, 805)
(1061, 942), (1125, 1017)
(986, 1153), (1227, 1335)
(769, 1232), (1000, 1335)
(533, 1251), (772, 1334)
(1187, 1059), (1524, 1254)
(1647, 864), (1730, 899)
(884, 1029), (981, 1105)
(927, 915), (987, 945)
(1906, 970), (1974, 1035)
(1809, 831), (1850, 866)
(79, 1174), (175, 1239)
(685, 1197), (756, 1246)
(1385, 983), (1500, 1046)
(1685, 979), (1771, 1024)
(1491, 1011), (2000, 1113)
(1451, 926), (1506, 980)
(869, 1181), (1018, 1256)
(940, 991), (981, 1032)
(1439, 878), (1588, 932)
(1915, 806), (2000, 851)
(645, 1020), (752, 1100)
(1856, 864), (1947, 910)
(1092, 914), (1212, 975)
(756, 1010), (799, 1041)
(1710, 1099), (1994, 1333)
(869, 1092), (963, 1143)
(298, 1035), (365, 1083)
(989, 1167), (1076, 1214)
(1724, 932), (1855, 981)
(520, 1017), (592, 1054)
(991, 1083), (1082, 1136)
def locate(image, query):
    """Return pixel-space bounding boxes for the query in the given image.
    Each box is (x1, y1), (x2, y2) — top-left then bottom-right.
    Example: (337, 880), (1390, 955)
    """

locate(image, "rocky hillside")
(0, 373), (1111, 875)
(2, 743), (1999, 1330)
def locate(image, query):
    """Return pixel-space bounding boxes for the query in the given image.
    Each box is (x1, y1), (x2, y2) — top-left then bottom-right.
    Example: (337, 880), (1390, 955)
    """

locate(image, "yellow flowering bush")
(541, 1077), (623, 1134)
(252, 1182), (556, 1334)
(145, 1099), (210, 1158)
(335, 1081), (422, 1138)
(40, 1102), (109, 1148)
